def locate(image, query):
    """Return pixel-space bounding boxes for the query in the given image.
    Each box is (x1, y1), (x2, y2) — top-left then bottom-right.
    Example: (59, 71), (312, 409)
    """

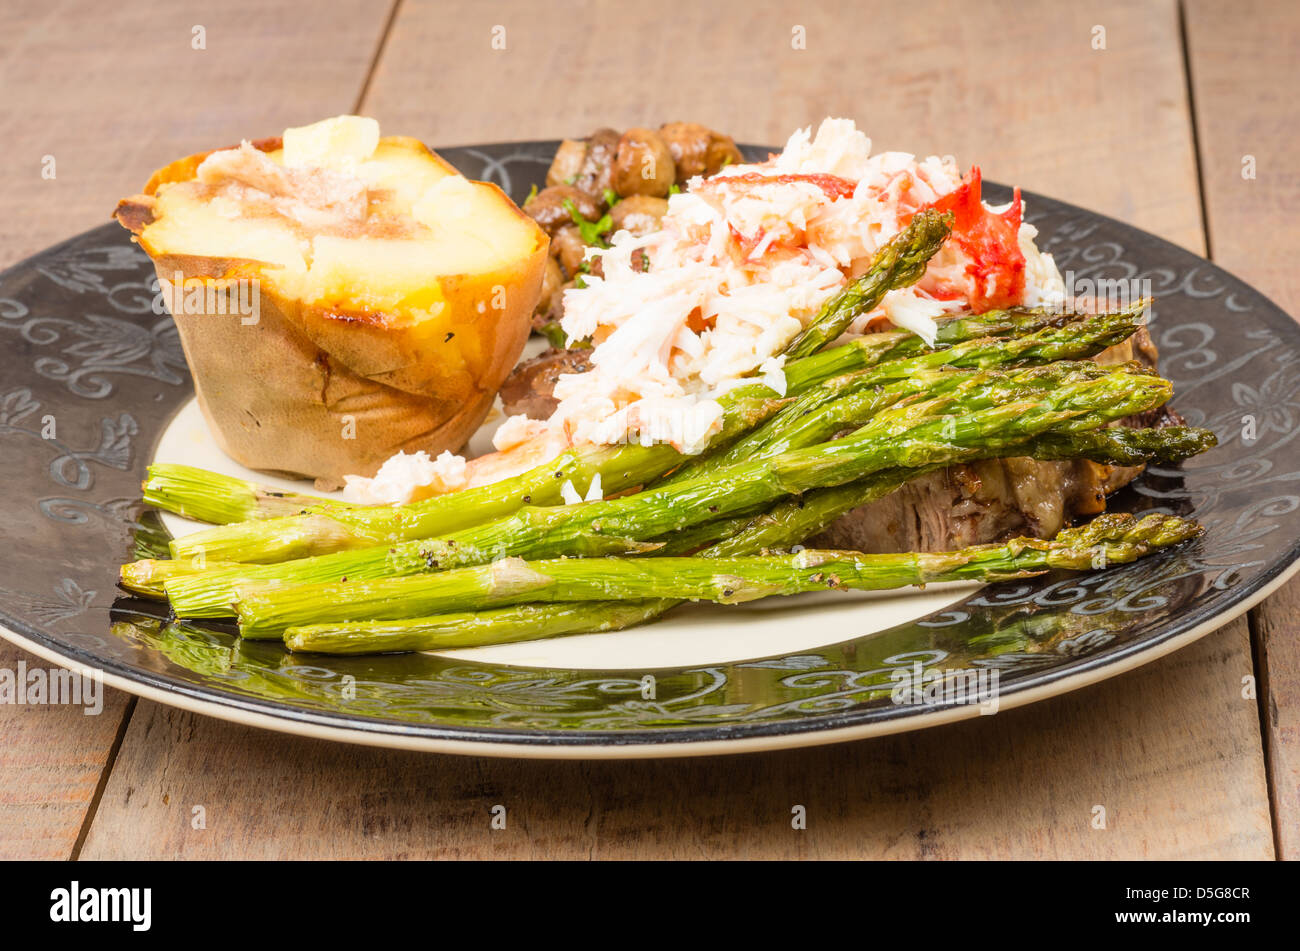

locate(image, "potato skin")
(116, 138), (547, 480)
(158, 270), (496, 480)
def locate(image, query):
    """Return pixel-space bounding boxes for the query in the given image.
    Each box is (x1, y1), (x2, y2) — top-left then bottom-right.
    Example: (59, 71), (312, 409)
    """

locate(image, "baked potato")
(114, 116), (548, 480)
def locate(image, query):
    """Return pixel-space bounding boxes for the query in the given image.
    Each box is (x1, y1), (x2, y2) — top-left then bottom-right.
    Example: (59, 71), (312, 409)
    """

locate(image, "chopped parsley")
(562, 198), (612, 248)
(539, 321), (569, 349)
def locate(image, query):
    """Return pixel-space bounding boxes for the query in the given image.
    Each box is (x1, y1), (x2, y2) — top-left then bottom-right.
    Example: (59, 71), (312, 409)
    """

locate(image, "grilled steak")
(501, 325), (1172, 553)
(500, 347), (592, 420)
(810, 325), (1176, 552)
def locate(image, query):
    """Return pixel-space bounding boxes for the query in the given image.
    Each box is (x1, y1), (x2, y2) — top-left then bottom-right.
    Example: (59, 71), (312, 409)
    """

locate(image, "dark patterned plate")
(1, 141), (1296, 758)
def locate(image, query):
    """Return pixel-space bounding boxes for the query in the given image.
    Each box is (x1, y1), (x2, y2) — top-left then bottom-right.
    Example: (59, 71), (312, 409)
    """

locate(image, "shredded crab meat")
(345, 118), (1067, 502)
(342, 449), (467, 505)
(492, 414), (550, 452)
(546, 118), (1063, 452)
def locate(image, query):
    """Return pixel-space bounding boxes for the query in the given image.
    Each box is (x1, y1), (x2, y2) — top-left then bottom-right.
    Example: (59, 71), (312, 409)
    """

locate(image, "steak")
(500, 347), (592, 420)
(500, 325), (1172, 553)
(811, 325), (1175, 552)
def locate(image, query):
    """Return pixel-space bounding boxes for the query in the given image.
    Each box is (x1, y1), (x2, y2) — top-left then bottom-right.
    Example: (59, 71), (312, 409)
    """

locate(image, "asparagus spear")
(777, 300), (1112, 396)
(664, 305), (1147, 483)
(276, 423), (1213, 652)
(783, 209), (952, 358)
(119, 556), (239, 599)
(122, 423), (1212, 602)
(164, 303), (1146, 566)
(165, 361), (1171, 620)
(143, 464), (341, 524)
(653, 425), (1218, 556)
(164, 397), (774, 565)
(279, 513), (1203, 653)
(287, 601), (680, 655)
(250, 424), (1212, 639)
(1020, 425), (1218, 467)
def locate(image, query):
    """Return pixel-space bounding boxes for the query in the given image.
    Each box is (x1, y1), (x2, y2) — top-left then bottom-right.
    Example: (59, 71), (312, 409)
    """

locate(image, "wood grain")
(0, 0), (396, 269)
(1184, 0), (1300, 858)
(74, 0), (1275, 859)
(0, 653), (131, 860)
(365, 0), (1205, 251)
(0, 0), (396, 858)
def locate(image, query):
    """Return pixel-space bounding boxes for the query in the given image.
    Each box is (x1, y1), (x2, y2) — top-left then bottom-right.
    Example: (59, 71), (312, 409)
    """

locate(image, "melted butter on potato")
(281, 115), (380, 169)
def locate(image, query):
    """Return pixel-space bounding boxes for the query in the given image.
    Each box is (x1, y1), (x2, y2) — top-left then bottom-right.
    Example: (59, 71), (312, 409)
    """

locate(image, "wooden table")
(1, 0), (1295, 860)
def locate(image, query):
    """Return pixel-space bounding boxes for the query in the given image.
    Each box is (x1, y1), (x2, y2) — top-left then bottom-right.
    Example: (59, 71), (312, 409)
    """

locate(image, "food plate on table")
(1, 117), (1297, 758)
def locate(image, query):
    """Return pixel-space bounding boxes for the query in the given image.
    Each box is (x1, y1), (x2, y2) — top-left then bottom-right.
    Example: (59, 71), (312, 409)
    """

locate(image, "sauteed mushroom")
(612, 128), (676, 197)
(659, 121), (743, 179)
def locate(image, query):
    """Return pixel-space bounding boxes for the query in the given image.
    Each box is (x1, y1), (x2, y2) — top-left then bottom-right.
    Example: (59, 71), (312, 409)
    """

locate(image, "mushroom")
(612, 128), (676, 197)
(659, 121), (744, 179)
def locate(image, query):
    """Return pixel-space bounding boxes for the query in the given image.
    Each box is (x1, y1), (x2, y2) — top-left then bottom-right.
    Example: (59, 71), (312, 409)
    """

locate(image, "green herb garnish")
(562, 198), (613, 248)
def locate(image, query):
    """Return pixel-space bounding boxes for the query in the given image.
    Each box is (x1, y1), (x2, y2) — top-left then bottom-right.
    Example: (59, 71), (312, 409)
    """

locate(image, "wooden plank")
(1184, 0), (1300, 858)
(0, 0), (396, 268)
(364, 0), (1205, 252)
(0, 658), (132, 860)
(0, 0), (395, 858)
(78, 0), (1274, 859)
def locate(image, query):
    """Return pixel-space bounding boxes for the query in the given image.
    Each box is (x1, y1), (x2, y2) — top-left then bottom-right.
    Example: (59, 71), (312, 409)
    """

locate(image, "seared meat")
(810, 325), (1173, 552)
(500, 347), (592, 419)
(808, 456), (1143, 554)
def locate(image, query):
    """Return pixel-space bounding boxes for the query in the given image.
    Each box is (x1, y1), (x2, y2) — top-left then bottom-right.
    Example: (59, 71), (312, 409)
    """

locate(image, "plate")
(1, 141), (1297, 758)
